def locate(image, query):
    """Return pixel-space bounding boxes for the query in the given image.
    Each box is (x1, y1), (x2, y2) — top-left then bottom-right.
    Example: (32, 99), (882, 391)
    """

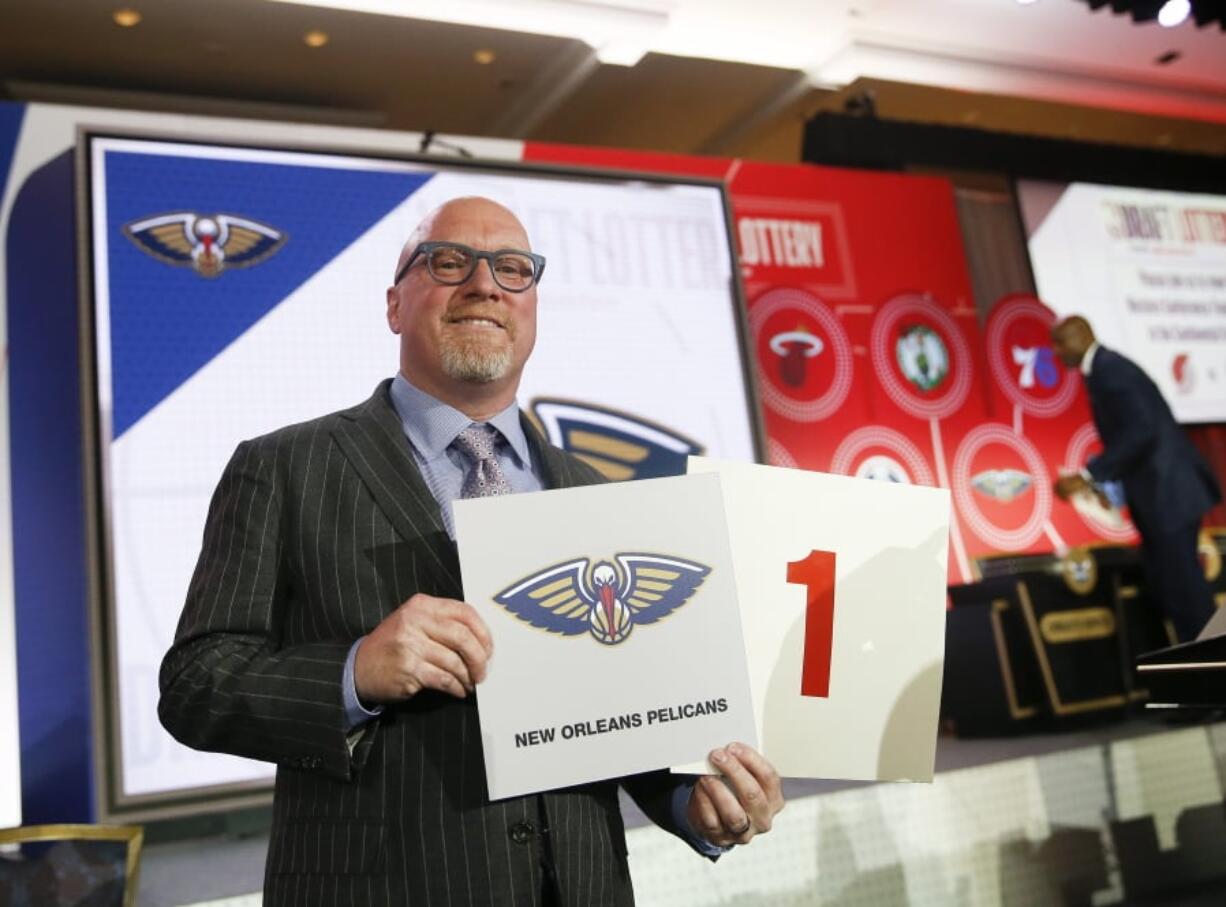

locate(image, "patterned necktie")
(452, 423), (513, 499)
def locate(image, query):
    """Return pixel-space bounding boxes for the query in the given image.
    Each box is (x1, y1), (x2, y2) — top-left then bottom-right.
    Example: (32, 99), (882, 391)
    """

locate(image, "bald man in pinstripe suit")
(159, 197), (784, 906)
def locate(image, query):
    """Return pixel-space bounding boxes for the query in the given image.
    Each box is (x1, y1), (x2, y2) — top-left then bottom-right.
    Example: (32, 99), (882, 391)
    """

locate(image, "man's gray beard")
(440, 341), (513, 383)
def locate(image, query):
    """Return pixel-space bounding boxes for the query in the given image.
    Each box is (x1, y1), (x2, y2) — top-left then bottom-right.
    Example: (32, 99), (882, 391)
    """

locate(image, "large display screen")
(1019, 179), (1226, 423)
(0, 599), (17, 828)
(84, 134), (758, 815)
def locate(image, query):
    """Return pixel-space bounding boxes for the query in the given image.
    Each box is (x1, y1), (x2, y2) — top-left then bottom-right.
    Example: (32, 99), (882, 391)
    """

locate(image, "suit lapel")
(329, 391), (582, 594)
(332, 379), (461, 588)
(521, 412), (576, 490)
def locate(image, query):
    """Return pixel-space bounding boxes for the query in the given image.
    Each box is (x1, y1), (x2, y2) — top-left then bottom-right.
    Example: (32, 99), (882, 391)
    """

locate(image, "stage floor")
(140, 712), (1226, 906)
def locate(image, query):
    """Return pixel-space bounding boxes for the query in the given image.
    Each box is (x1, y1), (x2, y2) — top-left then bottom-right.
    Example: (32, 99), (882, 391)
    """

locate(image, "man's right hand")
(354, 593), (493, 703)
(1054, 473), (1091, 501)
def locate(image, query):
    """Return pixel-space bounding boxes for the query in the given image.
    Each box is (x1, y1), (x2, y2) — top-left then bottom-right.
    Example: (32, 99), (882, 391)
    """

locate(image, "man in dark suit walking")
(159, 196), (784, 906)
(1051, 315), (1222, 641)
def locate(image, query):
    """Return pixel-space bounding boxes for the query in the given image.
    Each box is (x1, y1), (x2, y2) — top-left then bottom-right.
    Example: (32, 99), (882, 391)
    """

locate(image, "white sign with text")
(675, 458), (950, 783)
(455, 473), (757, 800)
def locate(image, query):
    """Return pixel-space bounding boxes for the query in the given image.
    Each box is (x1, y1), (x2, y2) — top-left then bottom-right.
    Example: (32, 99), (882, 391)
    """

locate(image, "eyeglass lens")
(427, 244), (538, 291)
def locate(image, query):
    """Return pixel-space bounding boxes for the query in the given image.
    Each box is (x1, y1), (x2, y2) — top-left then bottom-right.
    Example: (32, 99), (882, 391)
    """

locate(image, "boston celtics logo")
(895, 324), (949, 393)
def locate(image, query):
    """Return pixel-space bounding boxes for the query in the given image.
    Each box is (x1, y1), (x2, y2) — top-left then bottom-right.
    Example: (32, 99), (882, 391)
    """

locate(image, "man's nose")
(464, 258), (503, 296)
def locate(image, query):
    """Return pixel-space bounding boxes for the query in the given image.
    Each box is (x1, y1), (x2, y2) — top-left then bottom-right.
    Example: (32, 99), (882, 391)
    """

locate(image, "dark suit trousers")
(1135, 517), (1216, 642)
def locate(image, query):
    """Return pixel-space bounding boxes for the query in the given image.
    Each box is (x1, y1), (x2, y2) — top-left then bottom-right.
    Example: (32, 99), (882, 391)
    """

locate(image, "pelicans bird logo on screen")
(123, 212), (287, 277)
(971, 468), (1033, 503)
(494, 554), (711, 645)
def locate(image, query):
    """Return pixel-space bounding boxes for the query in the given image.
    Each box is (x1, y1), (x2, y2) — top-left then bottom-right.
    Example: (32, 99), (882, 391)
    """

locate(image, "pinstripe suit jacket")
(159, 380), (685, 906)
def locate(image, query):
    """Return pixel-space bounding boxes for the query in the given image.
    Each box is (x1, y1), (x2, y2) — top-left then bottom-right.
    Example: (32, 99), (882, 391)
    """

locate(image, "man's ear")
(386, 287), (401, 334)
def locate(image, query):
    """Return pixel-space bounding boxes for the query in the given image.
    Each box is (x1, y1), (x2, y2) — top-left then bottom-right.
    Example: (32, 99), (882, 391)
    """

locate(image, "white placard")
(676, 457), (950, 782)
(455, 473), (757, 800)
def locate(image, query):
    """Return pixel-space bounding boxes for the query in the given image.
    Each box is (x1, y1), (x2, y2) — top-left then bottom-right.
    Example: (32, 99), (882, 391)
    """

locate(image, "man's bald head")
(393, 196), (529, 282)
(1051, 315), (1096, 368)
(384, 195), (539, 420)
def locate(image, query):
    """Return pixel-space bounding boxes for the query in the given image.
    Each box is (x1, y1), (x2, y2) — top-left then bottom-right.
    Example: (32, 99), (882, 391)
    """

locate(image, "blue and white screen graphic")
(89, 136), (756, 803)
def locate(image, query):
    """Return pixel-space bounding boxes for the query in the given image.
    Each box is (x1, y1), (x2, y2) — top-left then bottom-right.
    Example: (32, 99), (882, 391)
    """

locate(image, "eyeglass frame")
(393, 241), (546, 292)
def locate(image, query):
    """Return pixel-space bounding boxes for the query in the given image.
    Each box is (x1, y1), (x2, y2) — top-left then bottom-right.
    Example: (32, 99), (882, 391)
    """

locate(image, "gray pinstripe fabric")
(159, 380), (687, 906)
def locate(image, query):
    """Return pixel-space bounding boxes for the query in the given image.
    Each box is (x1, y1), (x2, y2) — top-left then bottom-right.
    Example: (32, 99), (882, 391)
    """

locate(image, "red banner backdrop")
(523, 142), (1134, 582)
(978, 294), (1139, 552)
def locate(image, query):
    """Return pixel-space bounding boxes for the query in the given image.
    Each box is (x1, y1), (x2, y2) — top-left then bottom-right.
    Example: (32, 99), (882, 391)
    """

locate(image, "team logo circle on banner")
(1064, 421), (1137, 542)
(870, 293), (971, 420)
(985, 295), (1078, 418)
(830, 426), (935, 486)
(749, 287), (853, 422)
(952, 424), (1052, 550)
(766, 438), (800, 469)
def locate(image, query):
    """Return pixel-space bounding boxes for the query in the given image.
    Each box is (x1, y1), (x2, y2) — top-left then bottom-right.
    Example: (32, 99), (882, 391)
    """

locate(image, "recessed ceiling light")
(112, 8), (142, 27)
(304, 29), (329, 47)
(473, 48), (496, 65)
(1157, 0), (1190, 27)
(1016, 0), (1039, 6)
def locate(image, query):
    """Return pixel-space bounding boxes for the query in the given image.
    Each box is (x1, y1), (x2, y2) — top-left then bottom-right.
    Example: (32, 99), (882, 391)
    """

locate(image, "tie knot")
(453, 423), (500, 463)
(453, 423), (512, 499)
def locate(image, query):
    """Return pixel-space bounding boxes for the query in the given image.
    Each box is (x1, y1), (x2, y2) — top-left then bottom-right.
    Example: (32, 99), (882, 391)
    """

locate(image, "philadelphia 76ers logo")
(493, 554), (710, 645)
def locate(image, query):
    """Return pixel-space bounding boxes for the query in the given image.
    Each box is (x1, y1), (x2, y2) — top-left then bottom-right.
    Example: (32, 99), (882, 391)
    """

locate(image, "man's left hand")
(686, 743), (784, 847)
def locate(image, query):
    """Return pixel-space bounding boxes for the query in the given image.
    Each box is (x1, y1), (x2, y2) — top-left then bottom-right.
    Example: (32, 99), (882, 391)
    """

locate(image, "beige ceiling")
(1, 0), (1223, 162)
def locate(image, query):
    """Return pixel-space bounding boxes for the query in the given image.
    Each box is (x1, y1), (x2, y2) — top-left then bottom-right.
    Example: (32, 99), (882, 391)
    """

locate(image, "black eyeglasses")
(394, 241), (546, 292)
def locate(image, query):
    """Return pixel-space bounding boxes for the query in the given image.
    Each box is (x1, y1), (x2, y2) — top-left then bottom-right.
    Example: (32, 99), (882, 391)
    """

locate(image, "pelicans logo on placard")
(494, 554), (711, 645)
(123, 212), (287, 277)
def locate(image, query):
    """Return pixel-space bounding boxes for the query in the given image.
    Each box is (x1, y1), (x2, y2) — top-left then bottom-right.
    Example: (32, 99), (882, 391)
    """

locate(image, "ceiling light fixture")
(473, 49), (496, 64)
(1077, 0), (1221, 29)
(264, 0), (672, 66)
(303, 29), (330, 47)
(1157, 0), (1190, 26)
(112, 8), (142, 27)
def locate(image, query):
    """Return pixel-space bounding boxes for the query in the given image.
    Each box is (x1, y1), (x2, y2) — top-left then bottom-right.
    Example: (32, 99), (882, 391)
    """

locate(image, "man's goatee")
(441, 344), (513, 383)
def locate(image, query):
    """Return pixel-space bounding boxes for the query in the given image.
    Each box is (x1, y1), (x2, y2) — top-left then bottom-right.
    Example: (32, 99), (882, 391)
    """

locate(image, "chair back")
(0, 823), (143, 907)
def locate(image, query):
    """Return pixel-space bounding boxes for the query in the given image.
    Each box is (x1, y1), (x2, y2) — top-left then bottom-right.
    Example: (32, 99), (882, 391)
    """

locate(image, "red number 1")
(786, 550), (837, 698)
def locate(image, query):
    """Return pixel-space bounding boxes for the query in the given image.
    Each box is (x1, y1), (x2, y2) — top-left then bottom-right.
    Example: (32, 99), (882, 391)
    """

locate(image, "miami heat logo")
(123, 212), (287, 277)
(494, 554), (710, 645)
(768, 327), (824, 387)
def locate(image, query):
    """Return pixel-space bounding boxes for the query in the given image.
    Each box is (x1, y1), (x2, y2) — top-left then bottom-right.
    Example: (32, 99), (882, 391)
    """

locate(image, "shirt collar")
(389, 372), (531, 466)
(1080, 341), (1100, 377)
